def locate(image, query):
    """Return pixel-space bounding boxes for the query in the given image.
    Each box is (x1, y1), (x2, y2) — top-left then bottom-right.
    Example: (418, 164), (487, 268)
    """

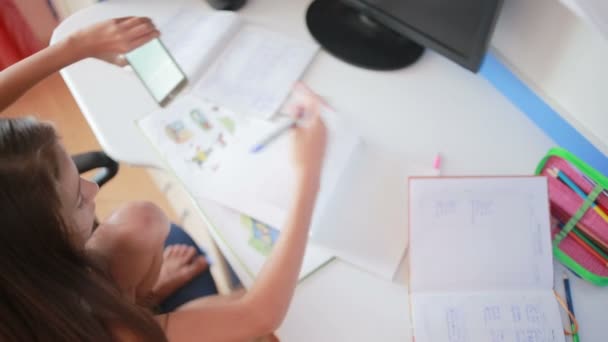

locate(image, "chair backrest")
(72, 151), (119, 188)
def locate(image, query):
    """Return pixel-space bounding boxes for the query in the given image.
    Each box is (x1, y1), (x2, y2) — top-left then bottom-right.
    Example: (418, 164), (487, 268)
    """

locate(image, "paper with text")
(409, 177), (553, 293)
(411, 291), (564, 342)
(159, 10), (240, 80)
(193, 25), (318, 119)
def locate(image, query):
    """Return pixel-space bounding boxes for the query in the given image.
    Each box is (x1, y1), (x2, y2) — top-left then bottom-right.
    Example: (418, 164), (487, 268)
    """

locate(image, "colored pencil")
(572, 228), (608, 260)
(548, 167), (608, 223)
(559, 223), (608, 268)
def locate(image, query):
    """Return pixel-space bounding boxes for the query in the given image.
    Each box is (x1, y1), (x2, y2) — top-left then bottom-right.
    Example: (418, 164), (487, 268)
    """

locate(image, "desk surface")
(53, 0), (608, 340)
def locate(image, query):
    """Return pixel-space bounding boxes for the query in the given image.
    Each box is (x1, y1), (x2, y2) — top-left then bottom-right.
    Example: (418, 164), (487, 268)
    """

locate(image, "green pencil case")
(536, 147), (608, 286)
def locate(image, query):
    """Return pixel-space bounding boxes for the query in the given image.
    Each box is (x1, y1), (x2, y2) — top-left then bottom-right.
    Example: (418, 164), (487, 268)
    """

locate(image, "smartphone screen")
(125, 38), (187, 106)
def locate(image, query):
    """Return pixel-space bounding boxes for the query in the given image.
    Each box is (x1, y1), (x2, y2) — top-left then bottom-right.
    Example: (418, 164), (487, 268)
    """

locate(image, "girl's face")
(55, 142), (99, 246)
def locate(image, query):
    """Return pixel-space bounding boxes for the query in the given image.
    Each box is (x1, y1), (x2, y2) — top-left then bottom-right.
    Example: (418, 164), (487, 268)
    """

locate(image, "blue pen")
(563, 272), (580, 342)
(250, 116), (302, 153)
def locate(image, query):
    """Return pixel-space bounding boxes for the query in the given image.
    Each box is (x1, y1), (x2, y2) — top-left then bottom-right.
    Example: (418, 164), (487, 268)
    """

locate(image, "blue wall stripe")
(479, 53), (608, 175)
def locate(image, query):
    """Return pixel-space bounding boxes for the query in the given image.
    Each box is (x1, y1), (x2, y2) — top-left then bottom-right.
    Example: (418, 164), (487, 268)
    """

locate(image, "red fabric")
(0, 0), (43, 69)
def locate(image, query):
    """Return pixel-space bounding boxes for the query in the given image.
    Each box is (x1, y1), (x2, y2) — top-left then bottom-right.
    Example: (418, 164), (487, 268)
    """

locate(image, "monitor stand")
(306, 0), (424, 71)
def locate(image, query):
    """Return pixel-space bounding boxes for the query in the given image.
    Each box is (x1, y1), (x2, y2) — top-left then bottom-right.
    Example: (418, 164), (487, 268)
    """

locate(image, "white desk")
(53, 0), (608, 340)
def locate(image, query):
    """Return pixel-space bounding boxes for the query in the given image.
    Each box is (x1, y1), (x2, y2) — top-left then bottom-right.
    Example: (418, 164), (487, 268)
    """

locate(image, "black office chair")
(72, 151), (119, 188)
(72, 151), (119, 228)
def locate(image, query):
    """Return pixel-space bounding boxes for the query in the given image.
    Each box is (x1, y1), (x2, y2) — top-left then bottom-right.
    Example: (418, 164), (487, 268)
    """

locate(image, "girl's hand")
(69, 17), (160, 66)
(289, 83), (328, 183)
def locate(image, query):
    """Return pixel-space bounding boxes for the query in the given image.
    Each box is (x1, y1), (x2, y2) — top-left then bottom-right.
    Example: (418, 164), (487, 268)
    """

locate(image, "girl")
(1, 14), (328, 340)
(0, 96), (326, 341)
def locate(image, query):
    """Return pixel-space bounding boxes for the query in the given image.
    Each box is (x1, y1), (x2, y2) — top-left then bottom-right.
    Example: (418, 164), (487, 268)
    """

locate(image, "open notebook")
(408, 177), (565, 342)
(159, 9), (317, 119)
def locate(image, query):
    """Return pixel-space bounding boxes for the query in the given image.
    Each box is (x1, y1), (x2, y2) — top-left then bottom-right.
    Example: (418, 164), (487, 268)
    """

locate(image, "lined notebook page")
(160, 10), (241, 80)
(409, 177), (553, 293)
(411, 291), (565, 342)
(193, 25), (318, 119)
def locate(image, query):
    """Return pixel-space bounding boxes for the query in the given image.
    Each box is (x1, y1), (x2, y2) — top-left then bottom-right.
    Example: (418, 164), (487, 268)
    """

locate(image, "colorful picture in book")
(219, 116), (236, 134)
(165, 120), (193, 143)
(240, 215), (279, 256)
(190, 109), (213, 131)
(190, 147), (213, 167)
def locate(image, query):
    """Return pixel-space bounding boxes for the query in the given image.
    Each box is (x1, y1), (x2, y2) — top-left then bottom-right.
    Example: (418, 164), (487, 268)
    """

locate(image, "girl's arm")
(162, 87), (328, 342)
(0, 17), (159, 111)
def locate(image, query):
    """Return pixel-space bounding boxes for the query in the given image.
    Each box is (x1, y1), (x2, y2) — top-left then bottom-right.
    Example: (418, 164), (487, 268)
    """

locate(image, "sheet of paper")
(409, 177), (554, 293)
(411, 291), (565, 342)
(159, 10), (240, 80)
(198, 108), (361, 231)
(196, 197), (334, 284)
(192, 25), (318, 119)
(309, 145), (412, 280)
(137, 94), (240, 189)
(195, 119), (294, 227)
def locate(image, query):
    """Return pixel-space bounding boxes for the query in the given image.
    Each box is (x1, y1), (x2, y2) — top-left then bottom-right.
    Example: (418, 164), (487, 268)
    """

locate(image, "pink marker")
(432, 153), (442, 176)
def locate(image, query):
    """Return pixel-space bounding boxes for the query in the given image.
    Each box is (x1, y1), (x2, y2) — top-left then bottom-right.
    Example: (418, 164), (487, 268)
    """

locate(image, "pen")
(563, 272), (580, 342)
(250, 115), (303, 153)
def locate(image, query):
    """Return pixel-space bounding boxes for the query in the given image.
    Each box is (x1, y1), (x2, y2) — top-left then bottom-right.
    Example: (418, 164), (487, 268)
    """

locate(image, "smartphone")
(125, 38), (187, 107)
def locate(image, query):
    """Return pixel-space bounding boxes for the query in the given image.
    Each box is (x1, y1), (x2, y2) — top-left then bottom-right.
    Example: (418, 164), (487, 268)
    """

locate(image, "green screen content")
(126, 39), (185, 103)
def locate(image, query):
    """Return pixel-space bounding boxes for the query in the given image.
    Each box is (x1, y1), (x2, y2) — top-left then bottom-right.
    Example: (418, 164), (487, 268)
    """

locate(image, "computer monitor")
(306, 0), (504, 72)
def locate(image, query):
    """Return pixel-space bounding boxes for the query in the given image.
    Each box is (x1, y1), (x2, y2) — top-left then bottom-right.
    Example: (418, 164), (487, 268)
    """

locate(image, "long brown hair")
(0, 118), (167, 341)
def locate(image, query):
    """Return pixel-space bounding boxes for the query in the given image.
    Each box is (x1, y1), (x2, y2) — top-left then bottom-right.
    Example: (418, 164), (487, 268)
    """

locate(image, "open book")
(408, 177), (565, 342)
(159, 9), (318, 119)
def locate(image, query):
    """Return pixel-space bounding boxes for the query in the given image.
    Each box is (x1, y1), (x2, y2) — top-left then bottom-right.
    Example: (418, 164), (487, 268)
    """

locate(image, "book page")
(197, 197), (333, 286)
(308, 146), (411, 280)
(137, 94), (241, 190)
(409, 177), (553, 293)
(411, 291), (565, 342)
(192, 25), (318, 119)
(196, 118), (294, 227)
(198, 107), (361, 231)
(159, 10), (241, 80)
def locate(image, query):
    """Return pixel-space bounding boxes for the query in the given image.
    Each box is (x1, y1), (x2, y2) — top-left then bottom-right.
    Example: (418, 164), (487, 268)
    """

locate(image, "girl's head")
(52, 123), (99, 245)
(0, 117), (99, 247)
(0, 118), (165, 341)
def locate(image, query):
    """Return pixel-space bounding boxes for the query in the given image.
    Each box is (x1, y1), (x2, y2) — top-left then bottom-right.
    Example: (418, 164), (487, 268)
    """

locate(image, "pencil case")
(536, 147), (608, 286)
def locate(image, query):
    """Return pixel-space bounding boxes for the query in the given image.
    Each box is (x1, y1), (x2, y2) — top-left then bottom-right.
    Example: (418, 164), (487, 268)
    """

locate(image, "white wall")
(490, 0), (608, 155)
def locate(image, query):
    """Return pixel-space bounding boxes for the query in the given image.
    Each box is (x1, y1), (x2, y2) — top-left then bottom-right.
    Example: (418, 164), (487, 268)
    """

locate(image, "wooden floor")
(1, 72), (177, 222)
